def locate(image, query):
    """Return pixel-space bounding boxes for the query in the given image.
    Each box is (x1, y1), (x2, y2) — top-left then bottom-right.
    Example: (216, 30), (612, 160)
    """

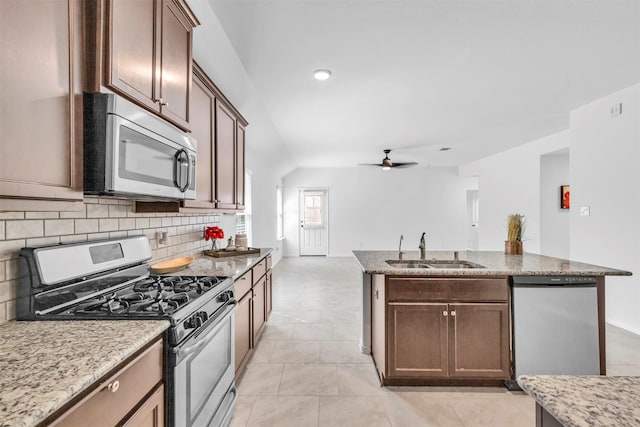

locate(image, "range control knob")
(218, 290), (233, 303)
(197, 311), (208, 324)
(184, 313), (205, 330)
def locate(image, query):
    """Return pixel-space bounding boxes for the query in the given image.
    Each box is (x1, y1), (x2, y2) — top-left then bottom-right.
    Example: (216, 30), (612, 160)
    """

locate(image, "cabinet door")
(158, 0), (192, 130)
(183, 72), (215, 209)
(449, 303), (510, 379)
(371, 275), (386, 379)
(0, 0), (83, 203)
(234, 291), (252, 375)
(107, 0), (159, 112)
(266, 270), (272, 319)
(252, 276), (267, 342)
(215, 100), (236, 209)
(235, 123), (245, 209)
(122, 384), (165, 427)
(387, 303), (448, 378)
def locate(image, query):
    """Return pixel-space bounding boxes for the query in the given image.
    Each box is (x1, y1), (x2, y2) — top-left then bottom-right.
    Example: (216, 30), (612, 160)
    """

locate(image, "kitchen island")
(352, 250), (630, 386)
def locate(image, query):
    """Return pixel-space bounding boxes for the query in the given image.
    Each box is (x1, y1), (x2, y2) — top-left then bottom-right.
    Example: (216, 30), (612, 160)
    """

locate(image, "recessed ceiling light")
(313, 69), (332, 81)
(439, 147), (452, 151)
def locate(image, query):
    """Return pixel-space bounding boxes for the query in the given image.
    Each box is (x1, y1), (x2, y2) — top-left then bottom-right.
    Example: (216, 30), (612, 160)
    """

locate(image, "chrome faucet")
(398, 235), (404, 260)
(419, 232), (426, 260)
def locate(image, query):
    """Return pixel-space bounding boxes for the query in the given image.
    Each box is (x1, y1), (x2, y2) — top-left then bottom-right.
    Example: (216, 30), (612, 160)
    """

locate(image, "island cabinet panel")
(371, 275), (386, 379)
(0, 0), (84, 207)
(382, 276), (510, 383)
(449, 303), (510, 378)
(266, 270), (273, 318)
(122, 384), (165, 427)
(252, 275), (267, 341)
(387, 303), (448, 378)
(234, 289), (252, 375)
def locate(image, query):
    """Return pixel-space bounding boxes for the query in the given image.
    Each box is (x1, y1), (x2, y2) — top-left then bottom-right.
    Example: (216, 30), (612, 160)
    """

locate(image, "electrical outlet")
(580, 206), (590, 216)
(610, 103), (622, 117)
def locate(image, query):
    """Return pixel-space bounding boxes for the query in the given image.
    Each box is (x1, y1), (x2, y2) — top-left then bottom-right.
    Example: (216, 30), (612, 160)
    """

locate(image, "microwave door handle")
(173, 149), (189, 192)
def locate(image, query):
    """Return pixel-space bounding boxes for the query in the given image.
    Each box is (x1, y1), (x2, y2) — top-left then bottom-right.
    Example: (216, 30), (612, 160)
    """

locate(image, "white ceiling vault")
(208, 0), (640, 168)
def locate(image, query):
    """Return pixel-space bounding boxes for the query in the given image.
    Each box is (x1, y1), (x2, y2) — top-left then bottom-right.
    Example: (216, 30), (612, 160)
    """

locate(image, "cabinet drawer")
(252, 259), (267, 284)
(387, 277), (509, 302)
(53, 339), (163, 427)
(235, 270), (252, 298)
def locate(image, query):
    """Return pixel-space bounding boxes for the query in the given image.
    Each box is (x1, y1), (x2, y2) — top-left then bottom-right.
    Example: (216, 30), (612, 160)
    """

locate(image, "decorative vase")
(211, 239), (219, 251)
(505, 240), (523, 255)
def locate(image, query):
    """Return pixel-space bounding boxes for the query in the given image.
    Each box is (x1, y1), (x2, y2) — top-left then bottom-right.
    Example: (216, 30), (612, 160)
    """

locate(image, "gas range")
(17, 236), (234, 346)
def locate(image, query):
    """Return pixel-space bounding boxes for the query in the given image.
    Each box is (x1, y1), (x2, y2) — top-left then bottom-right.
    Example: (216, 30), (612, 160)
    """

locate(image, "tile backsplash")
(0, 197), (222, 323)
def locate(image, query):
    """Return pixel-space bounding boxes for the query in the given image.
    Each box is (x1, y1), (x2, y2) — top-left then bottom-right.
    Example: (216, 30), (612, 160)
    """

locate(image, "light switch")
(580, 206), (590, 216)
(610, 103), (622, 117)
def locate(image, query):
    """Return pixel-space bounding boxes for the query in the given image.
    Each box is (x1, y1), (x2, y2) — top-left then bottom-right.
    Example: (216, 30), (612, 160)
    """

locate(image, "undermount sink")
(386, 259), (486, 269)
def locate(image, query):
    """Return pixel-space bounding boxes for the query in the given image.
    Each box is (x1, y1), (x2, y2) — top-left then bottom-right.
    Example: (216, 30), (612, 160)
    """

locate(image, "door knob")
(451, 310), (456, 317)
(442, 311), (448, 316)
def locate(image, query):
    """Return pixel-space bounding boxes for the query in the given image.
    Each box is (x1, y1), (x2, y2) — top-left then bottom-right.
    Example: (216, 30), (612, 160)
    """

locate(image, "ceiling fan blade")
(391, 162), (419, 168)
(357, 163), (384, 167)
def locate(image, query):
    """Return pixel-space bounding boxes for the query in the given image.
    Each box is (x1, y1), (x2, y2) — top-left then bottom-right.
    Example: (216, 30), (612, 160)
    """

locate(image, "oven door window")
(173, 307), (235, 427)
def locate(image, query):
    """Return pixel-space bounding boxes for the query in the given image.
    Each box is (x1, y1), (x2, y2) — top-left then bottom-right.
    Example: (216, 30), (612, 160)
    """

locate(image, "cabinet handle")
(442, 311), (448, 316)
(160, 101), (168, 107)
(451, 310), (456, 317)
(375, 289), (379, 300)
(107, 380), (120, 393)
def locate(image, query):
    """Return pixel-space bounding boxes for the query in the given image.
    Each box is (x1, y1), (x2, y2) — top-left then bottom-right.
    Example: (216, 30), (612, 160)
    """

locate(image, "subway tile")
(6, 220), (43, 239)
(44, 219), (75, 236)
(26, 236), (60, 247)
(60, 234), (88, 244)
(149, 239), (158, 250)
(60, 205), (87, 219)
(172, 217), (182, 226)
(144, 229), (157, 239)
(0, 221), (4, 240)
(0, 262), (5, 281)
(128, 229), (144, 236)
(161, 218), (173, 227)
(126, 211), (144, 218)
(99, 218), (119, 232)
(87, 204), (109, 218)
(0, 302), (6, 322)
(87, 232), (110, 241)
(109, 231), (128, 238)
(99, 198), (120, 205)
(118, 218), (136, 230)
(189, 217), (197, 224)
(109, 204), (128, 218)
(149, 218), (162, 228)
(0, 212), (25, 220)
(75, 219), (99, 234)
(0, 240), (24, 261)
(25, 212), (59, 219)
(83, 196), (100, 203)
(0, 280), (17, 302)
(5, 260), (19, 280)
(135, 218), (150, 229)
(6, 299), (15, 320)
(167, 227), (177, 236)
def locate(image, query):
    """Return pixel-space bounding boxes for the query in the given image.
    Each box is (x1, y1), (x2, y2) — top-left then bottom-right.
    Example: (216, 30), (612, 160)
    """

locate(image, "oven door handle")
(172, 300), (236, 359)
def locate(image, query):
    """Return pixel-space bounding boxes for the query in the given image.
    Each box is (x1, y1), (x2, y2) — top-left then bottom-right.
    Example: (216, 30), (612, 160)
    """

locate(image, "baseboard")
(607, 320), (640, 336)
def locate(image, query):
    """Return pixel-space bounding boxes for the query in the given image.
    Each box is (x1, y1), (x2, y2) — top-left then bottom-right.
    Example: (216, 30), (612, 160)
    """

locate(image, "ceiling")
(208, 0), (640, 168)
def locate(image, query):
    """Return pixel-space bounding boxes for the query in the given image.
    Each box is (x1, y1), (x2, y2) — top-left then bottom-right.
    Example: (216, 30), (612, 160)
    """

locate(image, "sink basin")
(386, 259), (485, 269)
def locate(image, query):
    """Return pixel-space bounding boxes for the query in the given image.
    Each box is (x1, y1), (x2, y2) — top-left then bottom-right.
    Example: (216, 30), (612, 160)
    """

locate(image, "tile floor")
(231, 256), (640, 427)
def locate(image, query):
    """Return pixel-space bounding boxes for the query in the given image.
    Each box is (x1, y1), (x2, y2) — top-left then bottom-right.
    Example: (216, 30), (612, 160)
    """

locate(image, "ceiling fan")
(360, 149), (418, 170)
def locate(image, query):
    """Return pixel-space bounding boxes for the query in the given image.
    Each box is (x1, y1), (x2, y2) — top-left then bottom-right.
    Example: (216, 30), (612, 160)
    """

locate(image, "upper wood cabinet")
(89, 0), (198, 131)
(0, 0), (84, 210)
(180, 63), (248, 212)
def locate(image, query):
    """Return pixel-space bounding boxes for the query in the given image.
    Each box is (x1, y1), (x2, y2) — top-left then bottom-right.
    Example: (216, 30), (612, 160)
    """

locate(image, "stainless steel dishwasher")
(508, 276), (600, 389)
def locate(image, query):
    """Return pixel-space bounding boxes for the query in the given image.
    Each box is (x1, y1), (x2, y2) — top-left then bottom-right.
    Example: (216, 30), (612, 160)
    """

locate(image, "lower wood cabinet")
(234, 254), (273, 378)
(376, 276), (510, 384)
(51, 338), (164, 426)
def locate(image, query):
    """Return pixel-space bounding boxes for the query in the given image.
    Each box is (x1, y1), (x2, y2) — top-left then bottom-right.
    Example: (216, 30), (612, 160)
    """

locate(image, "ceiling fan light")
(382, 166), (391, 171)
(313, 69), (332, 81)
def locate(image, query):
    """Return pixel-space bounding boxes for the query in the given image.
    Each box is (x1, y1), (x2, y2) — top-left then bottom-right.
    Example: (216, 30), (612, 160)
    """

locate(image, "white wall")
(540, 151), (570, 258)
(187, 1), (294, 264)
(283, 167), (478, 257)
(570, 83), (640, 334)
(460, 131), (569, 254)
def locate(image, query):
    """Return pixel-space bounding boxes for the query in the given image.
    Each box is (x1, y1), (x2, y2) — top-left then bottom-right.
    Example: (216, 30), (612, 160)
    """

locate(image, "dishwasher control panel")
(512, 276), (597, 286)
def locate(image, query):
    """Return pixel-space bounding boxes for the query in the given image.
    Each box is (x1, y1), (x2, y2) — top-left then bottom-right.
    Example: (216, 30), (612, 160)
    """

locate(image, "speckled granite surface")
(165, 248), (272, 279)
(352, 250), (631, 276)
(0, 320), (169, 427)
(518, 375), (640, 427)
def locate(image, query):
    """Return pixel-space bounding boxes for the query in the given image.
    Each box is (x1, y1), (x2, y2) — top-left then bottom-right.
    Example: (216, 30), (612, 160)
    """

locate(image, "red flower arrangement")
(204, 226), (224, 250)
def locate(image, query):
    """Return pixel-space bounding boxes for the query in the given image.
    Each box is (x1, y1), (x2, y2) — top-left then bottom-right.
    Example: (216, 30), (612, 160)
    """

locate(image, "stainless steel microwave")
(83, 93), (196, 200)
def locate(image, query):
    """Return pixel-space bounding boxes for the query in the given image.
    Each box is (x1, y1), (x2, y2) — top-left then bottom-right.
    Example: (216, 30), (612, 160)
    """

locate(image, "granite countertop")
(518, 375), (640, 427)
(167, 248), (272, 279)
(0, 320), (170, 427)
(352, 250), (631, 277)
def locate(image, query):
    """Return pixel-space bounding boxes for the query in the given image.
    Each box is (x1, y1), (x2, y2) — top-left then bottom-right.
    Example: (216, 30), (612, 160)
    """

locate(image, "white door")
(299, 189), (328, 256)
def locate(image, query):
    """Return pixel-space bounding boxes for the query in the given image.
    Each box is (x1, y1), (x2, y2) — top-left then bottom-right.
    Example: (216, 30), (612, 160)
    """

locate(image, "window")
(237, 170), (252, 245)
(303, 193), (324, 226)
(276, 186), (283, 239)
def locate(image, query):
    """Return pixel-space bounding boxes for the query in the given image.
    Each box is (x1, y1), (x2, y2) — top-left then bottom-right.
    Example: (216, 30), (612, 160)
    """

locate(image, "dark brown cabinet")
(0, 0), (84, 209)
(234, 255), (273, 378)
(215, 101), (237, 210)
(376, 276), (510, 385)
(50, 338), (164, 426)
(91, 0), (198, 131)
(235, 123), (246, 210)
